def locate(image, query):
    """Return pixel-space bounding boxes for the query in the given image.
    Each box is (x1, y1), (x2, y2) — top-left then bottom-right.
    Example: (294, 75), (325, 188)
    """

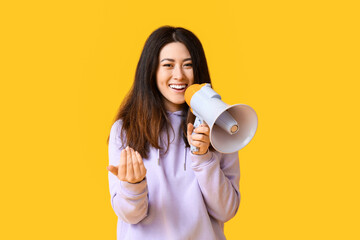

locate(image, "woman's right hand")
(107, 146), (147, 184)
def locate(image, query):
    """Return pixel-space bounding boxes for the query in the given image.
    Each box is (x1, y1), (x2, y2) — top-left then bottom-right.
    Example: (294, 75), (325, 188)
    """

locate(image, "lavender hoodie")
(108, 110), (240, 240)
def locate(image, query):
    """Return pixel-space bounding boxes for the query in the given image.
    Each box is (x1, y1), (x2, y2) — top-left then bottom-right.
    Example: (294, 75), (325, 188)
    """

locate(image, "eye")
(184, 63), (193, 68)
(163, 63), (173, 67)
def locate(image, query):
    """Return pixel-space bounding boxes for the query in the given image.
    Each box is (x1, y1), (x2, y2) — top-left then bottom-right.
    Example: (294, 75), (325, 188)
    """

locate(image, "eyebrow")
(160, 58), (192, 62)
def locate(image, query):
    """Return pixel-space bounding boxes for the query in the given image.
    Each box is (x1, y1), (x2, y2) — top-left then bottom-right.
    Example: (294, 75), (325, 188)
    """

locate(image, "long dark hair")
(107, 26), (212, 159)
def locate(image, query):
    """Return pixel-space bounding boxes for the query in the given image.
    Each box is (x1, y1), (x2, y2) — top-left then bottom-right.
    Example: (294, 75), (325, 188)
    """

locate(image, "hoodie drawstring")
(157, 148), (160, 166)
(156, 119), (187, 171)
(156, 146), (187, 171)
(157, 136), (161, 166)
(184, 147), (187, 171)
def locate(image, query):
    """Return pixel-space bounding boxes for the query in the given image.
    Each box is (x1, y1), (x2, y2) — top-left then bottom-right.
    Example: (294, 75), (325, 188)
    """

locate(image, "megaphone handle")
(190, 116), (203, 153)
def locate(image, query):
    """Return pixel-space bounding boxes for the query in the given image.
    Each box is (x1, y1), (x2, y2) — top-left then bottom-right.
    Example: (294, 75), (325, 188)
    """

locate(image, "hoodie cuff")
(190, 150), (215, 168)
(118, 178), (147, 196)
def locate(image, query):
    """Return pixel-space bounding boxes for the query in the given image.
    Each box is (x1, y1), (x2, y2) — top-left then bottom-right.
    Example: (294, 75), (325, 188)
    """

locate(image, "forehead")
(159, 42), (191, 59)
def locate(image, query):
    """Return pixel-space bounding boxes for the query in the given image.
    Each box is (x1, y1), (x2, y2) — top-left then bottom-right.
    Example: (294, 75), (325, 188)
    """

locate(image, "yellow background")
(1, 0), (359, 239)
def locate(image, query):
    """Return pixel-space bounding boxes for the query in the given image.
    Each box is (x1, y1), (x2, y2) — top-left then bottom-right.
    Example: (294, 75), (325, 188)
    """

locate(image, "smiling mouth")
(169, 84), (188, 90)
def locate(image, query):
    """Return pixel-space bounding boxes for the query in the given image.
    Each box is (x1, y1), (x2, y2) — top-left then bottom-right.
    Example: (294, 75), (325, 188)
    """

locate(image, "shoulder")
(110, 119), (122, 134)
(109, 119), (124, 145)
(110, 119), (122, 130)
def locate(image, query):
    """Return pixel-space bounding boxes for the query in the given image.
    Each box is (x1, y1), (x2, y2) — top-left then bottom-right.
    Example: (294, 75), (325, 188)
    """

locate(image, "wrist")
(132, 177), (146, 184)
(192, 149), (209, 155)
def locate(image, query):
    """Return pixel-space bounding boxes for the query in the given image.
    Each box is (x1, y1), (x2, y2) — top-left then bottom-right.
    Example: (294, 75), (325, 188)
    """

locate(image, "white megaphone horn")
(184, 83), (258, 154)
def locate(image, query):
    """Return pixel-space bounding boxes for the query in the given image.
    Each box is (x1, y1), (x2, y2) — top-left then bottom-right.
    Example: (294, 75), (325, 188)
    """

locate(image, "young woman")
(107, 26), (240, 240)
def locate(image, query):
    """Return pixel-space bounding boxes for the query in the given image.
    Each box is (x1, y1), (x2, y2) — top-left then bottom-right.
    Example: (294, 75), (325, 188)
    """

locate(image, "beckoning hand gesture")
(107, 146), (147, 184)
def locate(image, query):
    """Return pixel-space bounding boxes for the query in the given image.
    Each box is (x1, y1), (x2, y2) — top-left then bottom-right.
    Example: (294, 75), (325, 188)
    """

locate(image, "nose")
(173, 65), (184, 80)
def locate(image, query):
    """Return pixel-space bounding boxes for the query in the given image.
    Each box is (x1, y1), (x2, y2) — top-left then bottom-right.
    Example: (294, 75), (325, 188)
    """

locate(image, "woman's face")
(156, 42), (194, 112)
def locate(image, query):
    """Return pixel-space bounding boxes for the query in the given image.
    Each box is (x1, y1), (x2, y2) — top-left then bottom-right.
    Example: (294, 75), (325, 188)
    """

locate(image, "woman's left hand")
(187, 123), (210, 155)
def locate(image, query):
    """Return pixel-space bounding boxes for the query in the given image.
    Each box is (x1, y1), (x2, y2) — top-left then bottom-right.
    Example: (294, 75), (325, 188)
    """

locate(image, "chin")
(172, 99), (186, 105)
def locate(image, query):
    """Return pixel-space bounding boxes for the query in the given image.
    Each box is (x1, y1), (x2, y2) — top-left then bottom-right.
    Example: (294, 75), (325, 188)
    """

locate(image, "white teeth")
(169, 84), (186, 90)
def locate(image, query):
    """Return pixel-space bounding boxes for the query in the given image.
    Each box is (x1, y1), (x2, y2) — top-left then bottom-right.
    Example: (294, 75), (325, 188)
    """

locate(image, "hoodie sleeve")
(190, 150), (240, 222)
(108, 120), (149, 224)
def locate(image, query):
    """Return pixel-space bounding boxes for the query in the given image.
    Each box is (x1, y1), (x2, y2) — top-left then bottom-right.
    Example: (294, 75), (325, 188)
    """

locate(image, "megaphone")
(184, 83), (258, 154)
